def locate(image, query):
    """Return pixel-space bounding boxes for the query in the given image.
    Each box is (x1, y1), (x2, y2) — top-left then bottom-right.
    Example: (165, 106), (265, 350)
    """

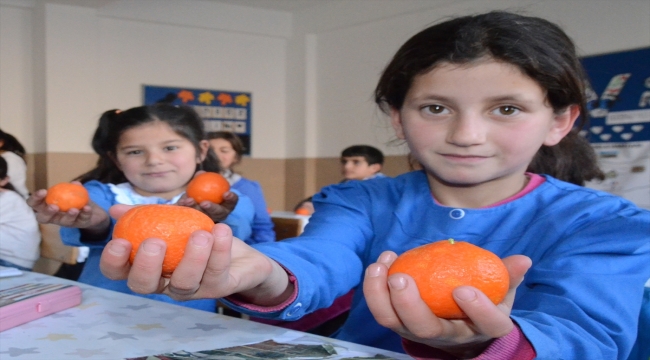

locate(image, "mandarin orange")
(388, 238), (509, 319)
(44, 182), (90, 211)
(186, 172), (230, 204)
(113, 204), (214, 277)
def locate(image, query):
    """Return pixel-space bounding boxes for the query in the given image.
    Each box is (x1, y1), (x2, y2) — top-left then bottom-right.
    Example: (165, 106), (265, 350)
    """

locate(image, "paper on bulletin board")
(581, 47), (650, 210)
(143, 85), (252, 155)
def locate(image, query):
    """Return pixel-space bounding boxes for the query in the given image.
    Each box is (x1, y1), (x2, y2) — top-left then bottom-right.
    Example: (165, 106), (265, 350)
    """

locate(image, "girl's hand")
(176, 191), (239, 223)
(363, 252), (531, 358)
(27, 187), (110, 233)
(100, 205), (293, 306)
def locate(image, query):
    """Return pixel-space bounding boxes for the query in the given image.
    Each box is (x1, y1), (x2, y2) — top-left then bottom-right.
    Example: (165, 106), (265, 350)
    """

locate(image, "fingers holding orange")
(44, 182), (90, 212)
(112, 204), (214, 278)
(388, 239), (509, 319)
(186, 172), (230, 204)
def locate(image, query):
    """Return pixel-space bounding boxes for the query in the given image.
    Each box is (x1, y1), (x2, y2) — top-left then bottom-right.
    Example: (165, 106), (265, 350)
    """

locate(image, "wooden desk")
(271, 211), (310, 241)
(0, 271), (409, 359)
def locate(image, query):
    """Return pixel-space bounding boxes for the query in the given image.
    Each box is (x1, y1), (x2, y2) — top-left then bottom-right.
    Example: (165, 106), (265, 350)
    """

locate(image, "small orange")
(294, 207), (311, 216)
(44, 182), (90, 211)
(388, 238), (509, 319)
(113, 204), (214, 277)
(186, 172), (230, 204)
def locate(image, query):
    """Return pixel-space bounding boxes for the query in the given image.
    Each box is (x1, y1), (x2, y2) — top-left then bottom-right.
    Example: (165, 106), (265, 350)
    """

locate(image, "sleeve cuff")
(224, 267), (298, 313)
(402, 324), (535, 360)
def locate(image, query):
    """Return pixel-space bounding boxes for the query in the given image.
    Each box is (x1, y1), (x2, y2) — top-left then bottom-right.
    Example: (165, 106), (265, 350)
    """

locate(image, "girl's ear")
(0, 176), (10, 187)
(543, 105), (580, 146)
(390, 108), (406, 140)
(197, 140), (210, 163)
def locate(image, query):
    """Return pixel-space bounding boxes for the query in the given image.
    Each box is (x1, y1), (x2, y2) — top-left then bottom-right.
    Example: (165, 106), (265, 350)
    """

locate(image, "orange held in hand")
(186, 172), (230, 204)
(113, 204), (214, 277)
(388, 238), (509, 319)
(44, 183), (90, 212)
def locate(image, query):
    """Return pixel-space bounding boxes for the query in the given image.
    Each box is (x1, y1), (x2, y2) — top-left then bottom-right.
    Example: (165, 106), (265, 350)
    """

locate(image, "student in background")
(294, 145), (387, 215)
(207, 131), (275, 243)
(340, 145), (386, 181)
(28, 104), (254, 312)
(0, 129), (29, 199)
(0, 157), (40, 271)
(101, 12), (650, 359)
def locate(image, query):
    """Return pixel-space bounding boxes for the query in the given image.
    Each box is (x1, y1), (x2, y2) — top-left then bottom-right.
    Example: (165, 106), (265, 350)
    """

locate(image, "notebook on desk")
(0, 283), (82, 332)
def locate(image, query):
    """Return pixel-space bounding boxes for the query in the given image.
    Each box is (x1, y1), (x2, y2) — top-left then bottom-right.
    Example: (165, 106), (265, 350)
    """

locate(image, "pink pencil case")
(0, 283), (82, 332)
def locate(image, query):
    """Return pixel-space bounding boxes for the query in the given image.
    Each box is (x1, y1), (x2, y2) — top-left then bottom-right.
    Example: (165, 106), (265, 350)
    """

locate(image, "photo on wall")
(143, 85), (252, 155)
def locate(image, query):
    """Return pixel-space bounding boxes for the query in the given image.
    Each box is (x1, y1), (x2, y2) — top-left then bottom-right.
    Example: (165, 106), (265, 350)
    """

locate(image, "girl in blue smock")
(28, 104), (254, 312)
(99, 12), (650, 359)
(208, 131), (275, 243)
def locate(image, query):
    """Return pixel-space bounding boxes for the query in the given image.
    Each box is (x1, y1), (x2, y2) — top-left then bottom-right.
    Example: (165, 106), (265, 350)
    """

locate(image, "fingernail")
(365, 265), (381, 278)
(388, 276), (407, 290)
(108, 242), (126, 256)
(455, 287), (477, 301)
(142, 242), (162, 255)
(192, 232), (210, 247)
(378, 252), (392, 264)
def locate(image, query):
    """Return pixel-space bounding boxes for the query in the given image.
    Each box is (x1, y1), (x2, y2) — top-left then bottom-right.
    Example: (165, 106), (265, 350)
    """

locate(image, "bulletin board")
(143, 85), (252, 155)
(581, 47), (650, 209)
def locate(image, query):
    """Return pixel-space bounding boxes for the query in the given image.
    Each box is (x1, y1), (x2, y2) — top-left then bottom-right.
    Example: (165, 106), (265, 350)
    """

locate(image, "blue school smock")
(225, 170), (650, 359)
(60, 180), (255, 312)
(231, 177), (275, 243)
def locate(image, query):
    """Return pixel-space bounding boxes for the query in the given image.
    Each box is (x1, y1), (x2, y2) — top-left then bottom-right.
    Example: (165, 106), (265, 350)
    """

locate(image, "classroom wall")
(1, 0), (649, 210)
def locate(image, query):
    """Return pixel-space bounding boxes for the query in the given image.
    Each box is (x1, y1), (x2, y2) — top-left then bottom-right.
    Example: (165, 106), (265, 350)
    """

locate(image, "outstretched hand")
(176, 191), (238, 223)
(363, 252), (531, 358)
(27, 184), (110, 234)
(100, 205), (294, 306)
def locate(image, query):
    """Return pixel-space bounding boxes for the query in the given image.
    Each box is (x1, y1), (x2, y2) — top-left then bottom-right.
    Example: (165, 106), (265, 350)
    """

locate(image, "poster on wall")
(143, 85), (252, 155)
(581, 47), (650, 209)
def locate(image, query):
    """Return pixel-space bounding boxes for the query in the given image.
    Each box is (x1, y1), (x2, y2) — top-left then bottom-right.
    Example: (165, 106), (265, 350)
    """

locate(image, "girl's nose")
(145, 151), (164, 165)
(446, 113), (486, 146)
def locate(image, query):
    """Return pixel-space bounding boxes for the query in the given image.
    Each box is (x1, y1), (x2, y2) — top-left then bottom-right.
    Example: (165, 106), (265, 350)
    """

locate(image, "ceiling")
(42, 0), (323, 12)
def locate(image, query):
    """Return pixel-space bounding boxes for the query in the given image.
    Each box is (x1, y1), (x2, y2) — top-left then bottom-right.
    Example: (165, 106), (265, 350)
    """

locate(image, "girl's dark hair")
(206, 131), (245, 161)
(375, 11), (604, 185)
(0, 156), (17, 192)
(0, 129), (27, 162)
(76, 104), (221, 184)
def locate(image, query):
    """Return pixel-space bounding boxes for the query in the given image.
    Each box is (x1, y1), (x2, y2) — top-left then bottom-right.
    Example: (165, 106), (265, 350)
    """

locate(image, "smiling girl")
(28, 104), (255, 311)
(100, 12), (649, 359)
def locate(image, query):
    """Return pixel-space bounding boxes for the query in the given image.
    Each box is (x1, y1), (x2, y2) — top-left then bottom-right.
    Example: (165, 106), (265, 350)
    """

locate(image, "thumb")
(109, 204), (134, 219)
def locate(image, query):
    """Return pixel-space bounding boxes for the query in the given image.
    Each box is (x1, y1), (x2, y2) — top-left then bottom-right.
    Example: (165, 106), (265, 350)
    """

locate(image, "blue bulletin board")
(143, 85), (252, 155)
(581, 47), (650, 209)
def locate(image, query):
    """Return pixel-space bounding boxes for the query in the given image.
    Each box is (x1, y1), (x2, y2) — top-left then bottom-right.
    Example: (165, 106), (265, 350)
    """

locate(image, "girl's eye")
(494, 106), (520, 116)
(126, 150), (142, 155)
(423, 105), (448, 115)
(164, 146), (178, 151)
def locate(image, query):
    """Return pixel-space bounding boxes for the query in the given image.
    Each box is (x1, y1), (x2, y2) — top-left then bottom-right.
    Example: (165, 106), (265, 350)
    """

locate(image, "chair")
(32, 224), (78, 275)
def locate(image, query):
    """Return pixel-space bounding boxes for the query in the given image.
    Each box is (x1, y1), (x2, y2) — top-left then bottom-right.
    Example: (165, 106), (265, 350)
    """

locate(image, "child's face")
(391, 59), (577, 195)
(209, 138), (238, 170)
(114, 121), (208, 199)
(340, 156), (380, 181)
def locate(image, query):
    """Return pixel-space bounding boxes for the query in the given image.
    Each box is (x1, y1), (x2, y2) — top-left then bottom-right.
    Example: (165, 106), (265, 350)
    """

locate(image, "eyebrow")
(413, 94), (537, 104)
(118, 139), (184, 151)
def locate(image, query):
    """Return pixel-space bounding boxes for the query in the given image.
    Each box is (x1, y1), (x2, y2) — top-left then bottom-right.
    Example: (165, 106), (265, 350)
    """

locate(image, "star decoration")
(188, 323), (226, 331)
(98, 331), (138, 340)
(123, 304), (152, 311)
(131, 323), (164, 330)
(77, 302), (100, 310)
(64, 348), (110, 358)
(0, 347), (40, 356)
(37, 333), (76, 341)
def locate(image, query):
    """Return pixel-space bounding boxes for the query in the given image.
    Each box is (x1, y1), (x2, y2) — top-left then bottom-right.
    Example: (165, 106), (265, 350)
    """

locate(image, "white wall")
(1, 0), (649, 158)
(295, 0), (650, 157)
